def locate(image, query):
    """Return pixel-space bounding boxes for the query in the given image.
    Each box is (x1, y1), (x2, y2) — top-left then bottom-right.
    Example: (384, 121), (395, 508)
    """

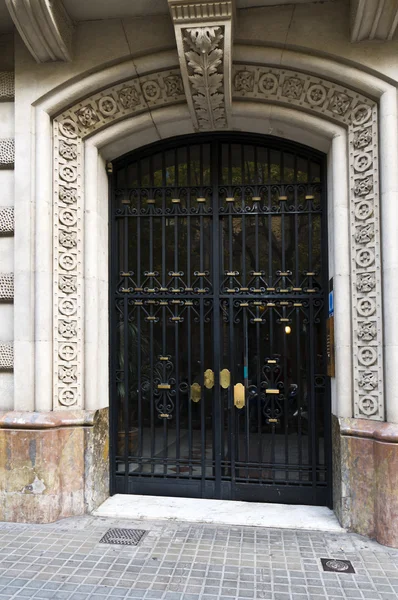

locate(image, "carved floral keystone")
(168, 0), (234, 130)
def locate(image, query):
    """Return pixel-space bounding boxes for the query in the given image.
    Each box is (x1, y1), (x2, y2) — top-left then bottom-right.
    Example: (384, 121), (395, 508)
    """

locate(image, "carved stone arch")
(53, 63), (383, 421)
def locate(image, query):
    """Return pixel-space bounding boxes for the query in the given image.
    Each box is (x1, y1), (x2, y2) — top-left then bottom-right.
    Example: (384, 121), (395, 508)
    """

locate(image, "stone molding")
(351, 0), (398, 42)
(0, 274), (13, 302)
(0, 409), (99, 429)
(0, 343), (13, 371)
(233, 65), (383, 420)
(0, 139), (15, 168)
(0, 72), (14, 101)
(5, 0), (74, 63)
(168, 0), (234, 130)
(0, 207), (14, 235)
(53, 68), (185, 410)
(53, 63), (383, 421)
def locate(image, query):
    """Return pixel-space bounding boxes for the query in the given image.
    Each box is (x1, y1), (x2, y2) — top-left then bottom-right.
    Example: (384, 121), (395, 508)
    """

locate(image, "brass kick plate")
(220, 369), (231, 389)
(204, 369), (215, 389)
(234, 383), (245, 409)
(191, 382), (201, 403)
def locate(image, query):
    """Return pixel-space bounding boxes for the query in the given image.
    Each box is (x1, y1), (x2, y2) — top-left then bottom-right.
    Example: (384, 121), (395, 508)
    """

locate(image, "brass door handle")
(234, 383), (245, 409)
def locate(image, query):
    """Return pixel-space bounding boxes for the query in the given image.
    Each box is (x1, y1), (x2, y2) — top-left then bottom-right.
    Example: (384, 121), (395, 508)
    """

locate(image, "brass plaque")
(220, 369), (231, 389)
(191, 382), (201, 403)
(204, 369), (215, 389)
(234, 383), (245, 409)
(326, 316), (335, 377)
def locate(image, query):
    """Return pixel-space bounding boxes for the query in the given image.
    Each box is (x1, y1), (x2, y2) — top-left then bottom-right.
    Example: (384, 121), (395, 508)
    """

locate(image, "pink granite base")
(0, 408), (109, 523)
(334, 417), (398, 548)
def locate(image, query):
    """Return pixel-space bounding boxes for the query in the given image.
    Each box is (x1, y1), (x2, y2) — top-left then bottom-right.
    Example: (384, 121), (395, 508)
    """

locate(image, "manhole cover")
(321, 558), (355, 573)
(99, 528), (147, 546)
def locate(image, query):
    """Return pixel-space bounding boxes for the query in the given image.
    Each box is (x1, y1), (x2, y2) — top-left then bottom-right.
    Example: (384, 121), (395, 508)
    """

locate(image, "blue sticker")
(243, 366), (248, 379)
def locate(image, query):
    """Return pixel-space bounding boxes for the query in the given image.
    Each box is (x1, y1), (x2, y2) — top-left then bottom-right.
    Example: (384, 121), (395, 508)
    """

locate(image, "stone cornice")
(5, 0), (74, 63)
(168, 0), (234, 130)
(351, 0), (398, 42)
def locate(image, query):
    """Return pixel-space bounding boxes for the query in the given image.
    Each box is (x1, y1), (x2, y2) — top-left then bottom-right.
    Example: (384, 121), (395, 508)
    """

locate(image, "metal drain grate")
(321, 558), (355, 573)
(99, 528), (147, 546)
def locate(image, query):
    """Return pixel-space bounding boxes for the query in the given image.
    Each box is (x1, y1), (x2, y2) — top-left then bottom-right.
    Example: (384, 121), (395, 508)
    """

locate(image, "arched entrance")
(110, 133), (331, 506)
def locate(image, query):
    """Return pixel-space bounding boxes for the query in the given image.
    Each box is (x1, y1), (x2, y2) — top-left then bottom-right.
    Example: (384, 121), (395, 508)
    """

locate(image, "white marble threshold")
(93, 495), (344, 533)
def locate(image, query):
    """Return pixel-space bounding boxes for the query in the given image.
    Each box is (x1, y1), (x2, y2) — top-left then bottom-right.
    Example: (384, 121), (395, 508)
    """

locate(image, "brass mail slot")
(266, 389), (280, 394)
(158, 384), (171, 390)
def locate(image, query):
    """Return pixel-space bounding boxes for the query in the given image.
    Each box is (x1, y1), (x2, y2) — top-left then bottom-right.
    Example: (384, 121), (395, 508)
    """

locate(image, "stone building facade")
(1, 0), (398, 547)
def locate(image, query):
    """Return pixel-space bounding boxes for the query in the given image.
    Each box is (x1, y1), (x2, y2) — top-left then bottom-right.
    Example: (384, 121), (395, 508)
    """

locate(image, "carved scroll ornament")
(168, 0), (234, 131)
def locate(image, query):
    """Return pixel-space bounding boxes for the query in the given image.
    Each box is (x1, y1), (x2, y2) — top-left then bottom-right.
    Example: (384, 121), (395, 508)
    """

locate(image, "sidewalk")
(0, 515), (397, 600)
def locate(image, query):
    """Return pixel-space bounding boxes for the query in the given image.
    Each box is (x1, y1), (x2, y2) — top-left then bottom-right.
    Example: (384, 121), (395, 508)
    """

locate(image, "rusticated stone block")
(0, 408), (109, 523)
(0, 72), (14, 101)
(0, 139), (14, 168)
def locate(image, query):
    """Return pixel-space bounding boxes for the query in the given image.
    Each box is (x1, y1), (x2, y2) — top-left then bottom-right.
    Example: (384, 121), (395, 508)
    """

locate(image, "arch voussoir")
(53, 62), (383, 421)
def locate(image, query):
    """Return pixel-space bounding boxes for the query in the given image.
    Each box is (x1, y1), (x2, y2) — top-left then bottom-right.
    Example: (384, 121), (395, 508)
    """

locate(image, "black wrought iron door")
(110, 134), (331, 506)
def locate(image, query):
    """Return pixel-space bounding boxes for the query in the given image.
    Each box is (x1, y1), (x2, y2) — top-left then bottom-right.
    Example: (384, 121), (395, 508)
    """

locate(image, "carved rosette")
(53, 69), (185, 409)
(233, 66), (383, 420)
(168, 0), (233, 131)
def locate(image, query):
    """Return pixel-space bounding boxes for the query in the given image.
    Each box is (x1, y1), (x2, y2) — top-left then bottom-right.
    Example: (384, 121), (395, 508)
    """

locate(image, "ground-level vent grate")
(99, 528), (147, 546)
(321, 558), (355, 573)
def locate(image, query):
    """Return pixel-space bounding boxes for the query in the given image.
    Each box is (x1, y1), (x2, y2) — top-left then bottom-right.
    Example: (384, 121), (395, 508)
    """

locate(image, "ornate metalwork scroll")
(168, 0), (234, 130)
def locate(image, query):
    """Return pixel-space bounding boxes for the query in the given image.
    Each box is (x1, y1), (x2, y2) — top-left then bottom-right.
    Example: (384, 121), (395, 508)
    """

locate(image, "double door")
(110, 134), (331, 506)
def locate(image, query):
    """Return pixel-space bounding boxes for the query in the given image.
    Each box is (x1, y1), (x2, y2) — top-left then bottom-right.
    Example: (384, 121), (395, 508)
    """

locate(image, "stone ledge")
(0, 409), (100, 429)
(340, 418), (398, 443)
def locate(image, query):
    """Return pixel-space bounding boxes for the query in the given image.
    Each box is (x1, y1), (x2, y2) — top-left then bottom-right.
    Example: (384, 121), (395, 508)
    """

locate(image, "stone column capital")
(168, 0), (235, 130)
(5, 0), (74, 63)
